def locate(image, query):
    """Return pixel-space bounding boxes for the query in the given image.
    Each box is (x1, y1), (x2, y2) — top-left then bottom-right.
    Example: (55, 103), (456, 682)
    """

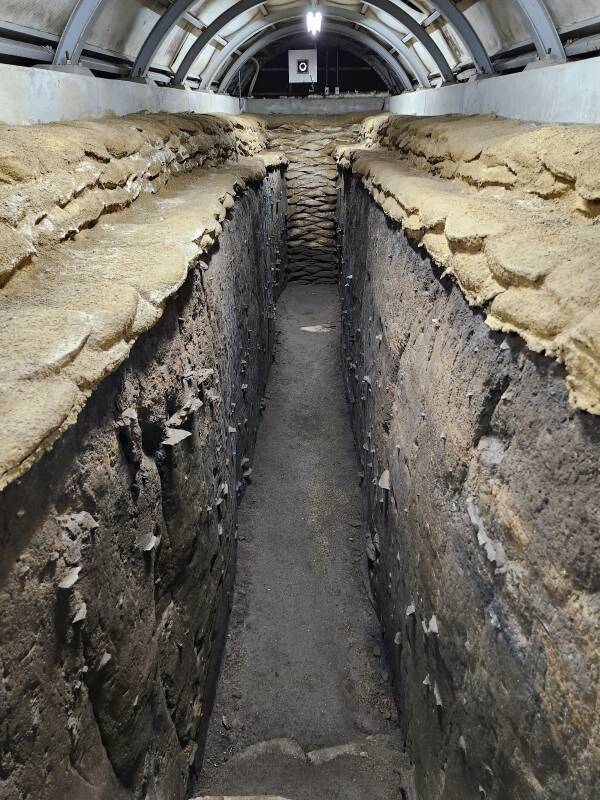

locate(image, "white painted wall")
(0, 64), (240, 126)
(245, 95), (388, 115)
(4, 50), (600, 127)
(388, 56), (600, 124)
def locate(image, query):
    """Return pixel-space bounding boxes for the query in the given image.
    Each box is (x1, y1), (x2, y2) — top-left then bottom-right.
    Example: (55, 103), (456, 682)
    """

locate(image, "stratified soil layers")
(0, 112), (287, 800)
(336, 113), (600, 416)
(0, 110), (599, 800)
(0, 112), (285, 491)
(337, 115), (599, 800)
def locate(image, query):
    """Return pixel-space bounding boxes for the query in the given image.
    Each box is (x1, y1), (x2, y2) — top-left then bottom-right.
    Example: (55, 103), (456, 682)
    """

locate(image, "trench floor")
(197, 284), (407, 798)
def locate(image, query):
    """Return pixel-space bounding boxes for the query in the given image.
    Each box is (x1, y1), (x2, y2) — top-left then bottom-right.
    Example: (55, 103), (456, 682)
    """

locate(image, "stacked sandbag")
(268, 118), (361, 283)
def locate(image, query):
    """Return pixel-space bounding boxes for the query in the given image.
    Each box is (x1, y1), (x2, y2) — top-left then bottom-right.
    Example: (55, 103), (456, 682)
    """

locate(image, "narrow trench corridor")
(1, 100), (599, 800)
(198, 285), (413, 798)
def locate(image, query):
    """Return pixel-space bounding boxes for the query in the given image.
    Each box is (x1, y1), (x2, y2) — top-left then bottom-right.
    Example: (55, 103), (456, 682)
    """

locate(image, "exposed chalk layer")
(336, 113), (600, 414)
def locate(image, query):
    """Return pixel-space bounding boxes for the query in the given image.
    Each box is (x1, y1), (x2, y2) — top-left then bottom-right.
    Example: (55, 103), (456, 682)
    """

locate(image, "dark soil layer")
(337, 173), (600, 800)
(0, 171), (287, 800)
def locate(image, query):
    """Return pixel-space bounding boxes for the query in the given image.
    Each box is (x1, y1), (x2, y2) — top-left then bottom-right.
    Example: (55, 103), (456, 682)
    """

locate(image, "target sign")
(288, 49), (317, 83)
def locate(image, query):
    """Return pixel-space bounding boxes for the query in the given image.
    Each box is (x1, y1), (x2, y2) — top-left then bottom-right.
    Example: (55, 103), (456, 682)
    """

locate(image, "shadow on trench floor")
(196, 284), (415, 799)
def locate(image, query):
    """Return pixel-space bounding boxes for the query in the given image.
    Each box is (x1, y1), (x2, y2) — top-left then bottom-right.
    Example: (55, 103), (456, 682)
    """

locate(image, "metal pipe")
(248, 56), (261, 96)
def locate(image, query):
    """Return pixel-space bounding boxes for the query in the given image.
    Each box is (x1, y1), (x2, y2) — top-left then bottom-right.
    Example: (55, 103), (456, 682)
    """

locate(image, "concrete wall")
(0, 63), (240, 125)
(388, 56), (600, 124)
(5, 55), (600, 127)
(245, 95), (388, 115)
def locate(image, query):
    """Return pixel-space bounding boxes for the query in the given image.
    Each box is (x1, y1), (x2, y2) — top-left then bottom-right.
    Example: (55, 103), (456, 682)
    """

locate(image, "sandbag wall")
(337, 171), (600, 800)
(0, 113), (287, 800)
(267, 116), (362, 283)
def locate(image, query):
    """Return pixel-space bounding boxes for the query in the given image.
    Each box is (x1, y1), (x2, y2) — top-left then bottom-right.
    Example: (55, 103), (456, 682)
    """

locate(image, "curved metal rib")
(131, 0), (456, 84)
(513, 0), (565, 61)
(242, 33), (400, 93)
(429, 0), (493, 74)
(44, 0), (565, 84)
(200, 5), (431, 90)
(132, 0), (195, 80)
(219, 21), (412, 93)
(177, 0), (457, 85)
(54, 0), (107, 65)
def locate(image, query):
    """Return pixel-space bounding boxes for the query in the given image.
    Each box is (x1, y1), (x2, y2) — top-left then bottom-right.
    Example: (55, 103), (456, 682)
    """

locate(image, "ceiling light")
(306, 10), (322, 35)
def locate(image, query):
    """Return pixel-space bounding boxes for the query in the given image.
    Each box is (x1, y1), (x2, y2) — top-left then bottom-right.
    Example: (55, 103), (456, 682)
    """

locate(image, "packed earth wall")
(337, 172), (599, 800)
(0, 169), (287, 800)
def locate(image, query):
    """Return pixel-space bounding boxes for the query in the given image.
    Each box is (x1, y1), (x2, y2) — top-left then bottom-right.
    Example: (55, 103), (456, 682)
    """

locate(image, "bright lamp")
(306, 10), (322, 35)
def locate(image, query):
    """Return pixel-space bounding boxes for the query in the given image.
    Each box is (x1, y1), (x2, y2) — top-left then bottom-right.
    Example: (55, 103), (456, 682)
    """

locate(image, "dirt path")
(196, 284), (406, 798)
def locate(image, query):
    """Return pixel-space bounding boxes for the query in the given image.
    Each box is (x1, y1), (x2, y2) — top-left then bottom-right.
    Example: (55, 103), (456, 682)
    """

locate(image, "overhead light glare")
(306, 10), (322, 35)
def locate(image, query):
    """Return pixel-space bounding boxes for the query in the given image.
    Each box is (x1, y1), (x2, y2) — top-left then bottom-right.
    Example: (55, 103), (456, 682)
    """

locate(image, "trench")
(193, 118), (600, 800)
(197, 284), (409, 798)
(194, 116), (414, 797)
(1, 112), (598, 800)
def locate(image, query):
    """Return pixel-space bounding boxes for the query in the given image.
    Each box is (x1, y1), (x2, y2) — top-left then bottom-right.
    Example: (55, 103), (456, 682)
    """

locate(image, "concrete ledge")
(245, 95), (388, 115)
(0, 63), (241, 125)
(388, 56), (600, 124)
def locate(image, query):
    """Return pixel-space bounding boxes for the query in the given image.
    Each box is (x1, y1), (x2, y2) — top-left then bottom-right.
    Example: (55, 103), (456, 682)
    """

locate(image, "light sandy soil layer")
(338, 170), (599, 800)
(0, 113), (285, 492)
(336, 113), (600, 415)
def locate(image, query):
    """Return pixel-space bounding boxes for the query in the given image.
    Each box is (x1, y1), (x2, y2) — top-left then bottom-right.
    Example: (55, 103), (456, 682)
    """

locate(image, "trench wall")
(0, 164), (287, 800)
(266, 116), (362, 283)
(337, 173), (599, 800)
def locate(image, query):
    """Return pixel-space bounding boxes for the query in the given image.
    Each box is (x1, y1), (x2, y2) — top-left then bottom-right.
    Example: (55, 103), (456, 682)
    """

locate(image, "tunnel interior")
(0, 3), (599, 800)
(245, 42), (388, 98)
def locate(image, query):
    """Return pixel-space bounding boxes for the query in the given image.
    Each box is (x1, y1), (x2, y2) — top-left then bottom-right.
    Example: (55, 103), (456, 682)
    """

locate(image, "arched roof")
(218, 21), (413, 91)
(199, 5), (433, 89)
(0, 1), (597, 93)
(235, 32), (404, 93)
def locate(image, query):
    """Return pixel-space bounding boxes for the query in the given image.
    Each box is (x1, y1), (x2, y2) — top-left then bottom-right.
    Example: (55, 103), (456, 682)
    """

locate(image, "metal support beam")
(131, 0), (456, 84)
(248, 33), (400, 93)
(54, 0), (107, 65)
(0, 36), (52, 63)
(174, 0), (459, 85)
(219, 22), (411, 93)
(132, 0), (196, 80)
(422, 11), (441, 28)
(513, 0), (566, 61)
(200, 5), (431, 90)
(430, 0), (493, 74)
